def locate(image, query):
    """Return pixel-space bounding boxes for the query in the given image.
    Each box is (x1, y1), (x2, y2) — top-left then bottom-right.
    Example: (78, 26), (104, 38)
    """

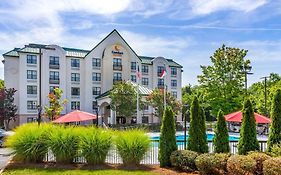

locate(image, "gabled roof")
(2, 48), (21, 57)
(139, 56), (182, 68)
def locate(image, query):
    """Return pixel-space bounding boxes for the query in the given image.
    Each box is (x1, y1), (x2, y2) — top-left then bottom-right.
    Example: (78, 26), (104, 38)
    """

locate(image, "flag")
(160, 66), (167, 79)
(136, 65), (141, 79)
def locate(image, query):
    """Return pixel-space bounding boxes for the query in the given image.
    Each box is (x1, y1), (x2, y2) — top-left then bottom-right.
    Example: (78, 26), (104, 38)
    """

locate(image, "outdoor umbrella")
(225, 111), (271, 124)
(53, 110), (97, 123)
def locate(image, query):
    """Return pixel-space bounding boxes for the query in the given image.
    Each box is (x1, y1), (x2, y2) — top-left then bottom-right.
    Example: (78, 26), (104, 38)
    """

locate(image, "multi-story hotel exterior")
(2, 29), (183, 126)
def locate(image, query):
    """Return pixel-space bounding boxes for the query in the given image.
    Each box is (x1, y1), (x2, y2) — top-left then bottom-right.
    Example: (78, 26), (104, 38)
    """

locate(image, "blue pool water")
(151, 133), (239, 142)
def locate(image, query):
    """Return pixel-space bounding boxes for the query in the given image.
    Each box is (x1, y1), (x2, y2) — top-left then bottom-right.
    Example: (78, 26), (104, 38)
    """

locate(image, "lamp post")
(93, 102), (100, 127)
(261, 76), (269, 116)
(240, 64), (253, 96)
(183, 104), (189, 150)
(37, 105), (42, 126)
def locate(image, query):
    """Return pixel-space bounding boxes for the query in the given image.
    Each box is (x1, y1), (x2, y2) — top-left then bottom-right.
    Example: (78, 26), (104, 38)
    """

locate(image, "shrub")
(267, 89), (281, 152)
(80, 127), (112, 165)
(227, 155), (256, 175)
(268, 143), (281, 157)
(47, 125), (80, 164)
(115, 129), (150, 166)
(263, 157), (281, 175)
(5, 123), (52, 163)
(247, 152), (271, 175)
(238, 99), (259, 155)
(159, 107), (177, 167)
(170, 150), (198, 172)
(195, 153), (230, 175)
(213, 110), (230, 153)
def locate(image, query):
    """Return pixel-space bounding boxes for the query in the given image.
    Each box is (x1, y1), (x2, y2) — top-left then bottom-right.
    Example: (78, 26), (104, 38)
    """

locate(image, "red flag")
(136, 65), (141, 79)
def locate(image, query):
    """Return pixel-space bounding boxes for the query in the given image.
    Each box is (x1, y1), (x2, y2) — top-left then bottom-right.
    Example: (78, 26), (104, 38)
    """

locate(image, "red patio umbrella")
(53, 110), (97, 123)
(225, 111), (271, 124)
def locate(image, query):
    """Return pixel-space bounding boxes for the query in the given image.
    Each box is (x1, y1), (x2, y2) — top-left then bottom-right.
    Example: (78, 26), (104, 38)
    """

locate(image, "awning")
(225, 111), (271, 124)
(53, 110), (97, 123)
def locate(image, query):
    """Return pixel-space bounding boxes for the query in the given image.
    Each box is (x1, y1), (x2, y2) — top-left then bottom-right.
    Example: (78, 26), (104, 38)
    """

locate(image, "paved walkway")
(0, 148), (12, 172)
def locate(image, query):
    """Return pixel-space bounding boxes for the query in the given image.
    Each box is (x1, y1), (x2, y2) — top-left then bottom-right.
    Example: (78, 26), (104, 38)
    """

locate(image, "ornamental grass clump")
(80, 127), (112, 165)
(48, 125), (80, 164)
(6, 123), (52, 163)
(115, 129), (150, 166)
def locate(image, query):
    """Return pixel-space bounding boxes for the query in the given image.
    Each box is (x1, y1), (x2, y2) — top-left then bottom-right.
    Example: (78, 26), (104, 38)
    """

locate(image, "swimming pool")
(151, 133), (239, 141)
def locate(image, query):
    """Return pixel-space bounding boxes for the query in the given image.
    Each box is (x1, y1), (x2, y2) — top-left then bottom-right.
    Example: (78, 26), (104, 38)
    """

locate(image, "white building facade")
(2, 30), (183, 126)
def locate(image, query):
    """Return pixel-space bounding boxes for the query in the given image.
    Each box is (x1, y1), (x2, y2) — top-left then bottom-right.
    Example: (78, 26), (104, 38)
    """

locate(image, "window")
(71, 101), (80, 110)
(27, 117), (37, 123)
(113, 58), (122, 66)
(93, 87), (101, 95)
(27, 101), (37, 110)
(131, 75), (136, 82)
(171, 80), (177, 87)
(142, 116), (149, 123)
(113, 73), (122, 83)
(142, 78), (149, 86)
(27, 85), (37, 94)
(143, 105), (149, 111)
(27, 70), (37, 79)
(171, 67), (177, 76)
(92, 73), (101, 81)
(92, 101), (98, 110)
(158, 78), (164, 87)
(71, 73), (80, 82)
(131, 62), (136, 71)
(49, 56), (59, 65)
(157, 66), (165, 77)
(172, 92), (177, 98)
(27, 55), (37, 64)
(49, 86), (59, 93)
(71, 59), (80, 68)
(71, 87), (80, 96)
(50, 71), (59, 80)
(92, 58), (101, 67)
(142, 65), (149, 74)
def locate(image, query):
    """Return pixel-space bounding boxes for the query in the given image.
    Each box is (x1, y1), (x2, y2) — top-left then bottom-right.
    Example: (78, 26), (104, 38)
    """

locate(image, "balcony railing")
(49, 64), (60, 69)
(49, 79), (60, 84)
(113, 65), (122, 71)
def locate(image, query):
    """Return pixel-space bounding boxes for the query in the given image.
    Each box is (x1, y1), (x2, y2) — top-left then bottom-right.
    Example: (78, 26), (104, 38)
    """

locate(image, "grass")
(2, 168), (159, 175)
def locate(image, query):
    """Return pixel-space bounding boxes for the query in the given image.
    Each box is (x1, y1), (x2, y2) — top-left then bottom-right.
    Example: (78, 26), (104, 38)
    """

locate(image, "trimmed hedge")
(170, 150), (198, 172)
(227, 155), (256, 175)
(247, 152), (271, 175)
(263, 157), (281, 175)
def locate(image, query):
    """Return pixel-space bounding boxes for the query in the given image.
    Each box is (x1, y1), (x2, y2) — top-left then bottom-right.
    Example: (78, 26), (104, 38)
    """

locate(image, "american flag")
(136, 65), (141, 79)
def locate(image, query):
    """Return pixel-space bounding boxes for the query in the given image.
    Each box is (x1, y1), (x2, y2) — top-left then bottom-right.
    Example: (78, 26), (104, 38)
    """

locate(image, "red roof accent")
(225, 111), (271, 124)
(53, 110), (97, 123)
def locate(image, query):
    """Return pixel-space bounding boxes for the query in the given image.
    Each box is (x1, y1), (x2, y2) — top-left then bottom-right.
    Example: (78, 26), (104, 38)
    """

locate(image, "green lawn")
(2, 168), (159, 175)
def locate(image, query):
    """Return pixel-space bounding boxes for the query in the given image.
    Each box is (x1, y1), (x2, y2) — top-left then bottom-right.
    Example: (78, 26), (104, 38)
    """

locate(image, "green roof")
(2, 48), (21, 57)
(139, 56), (182, 68)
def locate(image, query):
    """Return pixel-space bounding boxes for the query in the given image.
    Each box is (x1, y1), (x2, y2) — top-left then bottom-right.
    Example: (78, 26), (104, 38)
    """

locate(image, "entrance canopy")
(53, 110), (97, 123)
(225, 111), (271, 124)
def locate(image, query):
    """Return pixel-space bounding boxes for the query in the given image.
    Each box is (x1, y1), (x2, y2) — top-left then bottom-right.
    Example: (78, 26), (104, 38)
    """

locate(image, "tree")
(0, 79), (4, 89)
(213, 110), (230, 153)
(159, 107), (177, 167)
(146, 88), (181, 119)
(44, 88), (67, 120)
(238, 99), (259, 155)
(187, 96), (208, 153)
(0, 88), (17, 129)
(198, 45), (250, 116)
(267, 89), (281, 152)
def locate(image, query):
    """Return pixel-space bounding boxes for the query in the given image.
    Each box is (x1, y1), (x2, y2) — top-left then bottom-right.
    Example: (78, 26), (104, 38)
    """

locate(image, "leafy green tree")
(213, 110), (230, 153)
(146, 88), (181, 119)
(159, 107), (177, 167)
(238, 99), (259, 155)
(187, 96), (208, 153)
(267, 89), (281, 152)
(0, 88), (17, 129)
(0, 79), (4, 89)
(198, 45), (250, 116)
(44, 88), (68, 120)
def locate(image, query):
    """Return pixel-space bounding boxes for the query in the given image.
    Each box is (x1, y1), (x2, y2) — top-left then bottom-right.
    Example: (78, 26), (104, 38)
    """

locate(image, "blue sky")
(0, 0), (281, 86)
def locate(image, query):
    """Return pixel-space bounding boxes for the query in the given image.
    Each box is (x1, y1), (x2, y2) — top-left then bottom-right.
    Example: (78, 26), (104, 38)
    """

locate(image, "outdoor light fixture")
(37, 105), (42, 126)
(240, 64), (253, 95)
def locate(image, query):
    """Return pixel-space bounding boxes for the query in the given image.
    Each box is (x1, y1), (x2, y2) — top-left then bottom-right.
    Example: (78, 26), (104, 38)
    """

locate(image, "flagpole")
(163, 64), (166, 110)
(136, 64), (141, 124)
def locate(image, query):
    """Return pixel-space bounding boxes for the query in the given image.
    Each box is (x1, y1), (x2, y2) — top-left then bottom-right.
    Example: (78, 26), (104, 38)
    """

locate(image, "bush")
(115, 129), (150, 166)
(195, 153), (230, 175)
(80, 127), (112, 165)
(247, 152), (271, 175)
(263, 157), (281, 175)
(48, 125), (80, 164)
(227, 155), (256, 175)
(268, 143), (281, 157)
(159, 107), (177, 167)
(170, 150), (198, 172)
(5, 123), (52, 163)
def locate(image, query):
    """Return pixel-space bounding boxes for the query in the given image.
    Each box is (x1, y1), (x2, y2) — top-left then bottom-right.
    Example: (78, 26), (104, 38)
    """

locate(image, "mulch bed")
(5, 161), (198, 175)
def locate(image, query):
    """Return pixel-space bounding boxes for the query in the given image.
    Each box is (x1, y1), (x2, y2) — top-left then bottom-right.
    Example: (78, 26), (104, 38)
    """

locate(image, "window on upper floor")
(143, 105), (149, 111)
(157, 66), (165, 77)
(131, 75), (136, 82)
(113, 72), (122, 83)
(71, 87), (80, 96)
(172, 91), (177, 98)
(27, 70), (37, 79)
(71, 59), (80, 68)
(158, 78), (164, 88)
(142, 65), (149, 74)
(71, 73), (80, 82)
(171, 80), (177, 87)
(131, 62), (136, 71)
(50, 71), (59, 80)
(142, 78), (149, 86)
(49, 86), (59, 93)
(49, 56), (59, 65)
(171, 67), (177, 76)
(113, 58), (122, 71)
(92, 58), (101, 68)
(27, 85), (37, 94)
(27, 55), (37, 64)
(71, 101), (80, 110)
(92, 73), (101, 81)
(93, 87), (101, 96)
(27, 100), (37, 110)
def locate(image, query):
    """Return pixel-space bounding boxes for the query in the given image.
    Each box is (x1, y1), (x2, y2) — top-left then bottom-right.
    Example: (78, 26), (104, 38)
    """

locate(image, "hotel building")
(2, 29), (183, 126)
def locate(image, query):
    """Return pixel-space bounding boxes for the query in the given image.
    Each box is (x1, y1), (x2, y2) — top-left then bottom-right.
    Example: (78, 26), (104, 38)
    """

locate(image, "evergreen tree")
(187, 96), (208, 153)
(267, 89), (281, 152)
(159, 107), (177, 167)
(213, 110), (230, 153)
(238, 99), (259, 155)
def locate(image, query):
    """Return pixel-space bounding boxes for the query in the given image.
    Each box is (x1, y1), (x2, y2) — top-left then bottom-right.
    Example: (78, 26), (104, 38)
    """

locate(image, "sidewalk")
(0, 148), (13, 173)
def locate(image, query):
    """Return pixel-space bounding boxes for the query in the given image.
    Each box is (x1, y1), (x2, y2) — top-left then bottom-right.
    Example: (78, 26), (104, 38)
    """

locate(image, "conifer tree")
(238, 99), (259, 155)
(267, 89), (281, 152)
(213, 110), (230, 153)
(159, 107), (177, 167)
